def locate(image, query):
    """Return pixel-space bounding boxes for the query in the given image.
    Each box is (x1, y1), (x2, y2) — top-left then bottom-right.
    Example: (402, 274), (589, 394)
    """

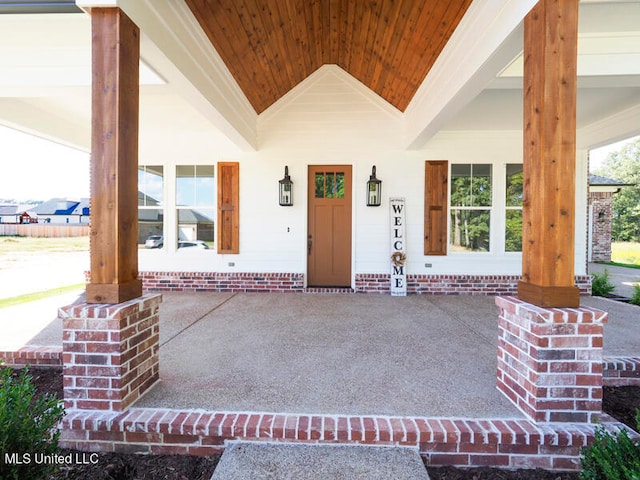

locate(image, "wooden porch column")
(86, 8), (142, 304)
(518, 0), (580, 308)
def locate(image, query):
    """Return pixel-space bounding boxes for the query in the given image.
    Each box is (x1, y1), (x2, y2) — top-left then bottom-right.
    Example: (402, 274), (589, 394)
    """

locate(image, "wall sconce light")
(279, 166), (293, 206)
(366, 165), (382, 207)
(598, 210), (606, 222)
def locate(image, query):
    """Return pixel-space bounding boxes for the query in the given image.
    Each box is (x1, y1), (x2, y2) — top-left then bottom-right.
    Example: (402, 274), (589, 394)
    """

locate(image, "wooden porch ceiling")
(185, 0), (473, 114)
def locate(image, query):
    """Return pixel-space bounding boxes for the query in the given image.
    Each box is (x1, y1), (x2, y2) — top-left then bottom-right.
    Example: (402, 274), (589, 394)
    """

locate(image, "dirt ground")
(5, 367), (640, 480)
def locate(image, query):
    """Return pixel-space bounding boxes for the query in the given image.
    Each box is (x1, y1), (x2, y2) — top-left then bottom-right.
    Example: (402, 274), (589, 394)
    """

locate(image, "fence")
(0, 224), (89, 237)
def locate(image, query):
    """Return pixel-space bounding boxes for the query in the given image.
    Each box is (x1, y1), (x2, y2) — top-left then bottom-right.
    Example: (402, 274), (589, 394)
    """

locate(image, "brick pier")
(60, 294), (162, 412)
(496, 296), (608, 423)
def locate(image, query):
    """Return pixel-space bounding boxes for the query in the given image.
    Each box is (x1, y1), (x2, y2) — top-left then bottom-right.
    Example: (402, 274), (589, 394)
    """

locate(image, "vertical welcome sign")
(390, 197), (407, 296)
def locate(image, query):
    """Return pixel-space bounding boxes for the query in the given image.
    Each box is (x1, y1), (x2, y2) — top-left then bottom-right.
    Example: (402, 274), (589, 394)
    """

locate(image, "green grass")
(0, 283), (85, 310)
(611, 242), (640, 267)
(0, 235), (89, 254)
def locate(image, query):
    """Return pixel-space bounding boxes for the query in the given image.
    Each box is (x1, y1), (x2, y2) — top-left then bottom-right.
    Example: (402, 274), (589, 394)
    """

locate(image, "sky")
(589, 136), (639, 171)
(0, 124), (637, 203)
(0, 126), (89, 203)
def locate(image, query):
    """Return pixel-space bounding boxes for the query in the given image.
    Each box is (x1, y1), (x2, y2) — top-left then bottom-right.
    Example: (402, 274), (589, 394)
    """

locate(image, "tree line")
(594, 137), (640, 243)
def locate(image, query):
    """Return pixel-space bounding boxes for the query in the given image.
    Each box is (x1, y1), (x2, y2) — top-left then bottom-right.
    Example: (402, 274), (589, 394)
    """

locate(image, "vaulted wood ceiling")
(185, 0), (473, 114)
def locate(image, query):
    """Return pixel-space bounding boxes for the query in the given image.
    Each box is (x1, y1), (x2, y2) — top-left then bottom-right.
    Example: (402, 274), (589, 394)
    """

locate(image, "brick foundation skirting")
(140, 272), (305, 293)
(60, 408), (632, 471)
(356, 274), (592, 295)
(136, 271), (592, 295)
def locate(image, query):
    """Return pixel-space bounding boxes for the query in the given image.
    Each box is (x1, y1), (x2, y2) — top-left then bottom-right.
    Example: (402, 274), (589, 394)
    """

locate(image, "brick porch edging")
(0, 346), (62, 367)
(60, 408), (631, 470)
(137, 271), (592, 295)
(603, 357), (640, 386)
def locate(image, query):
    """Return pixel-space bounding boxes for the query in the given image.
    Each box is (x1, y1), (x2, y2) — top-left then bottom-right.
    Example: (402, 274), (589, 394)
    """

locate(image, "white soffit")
(0, 13), (164, 91)
(499, 2), (640, 79)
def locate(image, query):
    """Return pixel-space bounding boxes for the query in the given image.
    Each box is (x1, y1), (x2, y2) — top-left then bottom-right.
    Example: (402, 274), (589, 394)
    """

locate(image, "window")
(138, 165), (164, 249)
(505, 164), (523, 252)
(450, 164), (492, 252)
(176, 165), (215, 250)
(315, 171), (345, 198)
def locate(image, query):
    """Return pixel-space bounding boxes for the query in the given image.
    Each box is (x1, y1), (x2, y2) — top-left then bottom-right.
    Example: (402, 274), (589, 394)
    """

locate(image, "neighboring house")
(588, 174), (630, 263)
(28, 198), (90, 225)
(0, 2), (639, 294)
(0, 204), (34, 223)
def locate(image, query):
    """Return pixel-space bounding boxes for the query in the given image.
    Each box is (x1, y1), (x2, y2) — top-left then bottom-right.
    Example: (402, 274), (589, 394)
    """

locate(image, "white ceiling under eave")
(0, 0), (638, 155)
(441, 1), (640, 150)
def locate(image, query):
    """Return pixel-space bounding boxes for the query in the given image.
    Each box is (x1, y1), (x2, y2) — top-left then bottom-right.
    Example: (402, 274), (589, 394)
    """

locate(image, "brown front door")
(308, 165), (352, 287)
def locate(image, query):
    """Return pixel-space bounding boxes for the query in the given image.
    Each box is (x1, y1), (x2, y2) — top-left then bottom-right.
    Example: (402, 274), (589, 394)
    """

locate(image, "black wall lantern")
(279, 166), (293, 206)
(366, 165), (382, 206)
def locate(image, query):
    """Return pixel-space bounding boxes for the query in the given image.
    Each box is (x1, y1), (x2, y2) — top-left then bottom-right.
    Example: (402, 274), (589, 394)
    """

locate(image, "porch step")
(211, 442), (430, 480)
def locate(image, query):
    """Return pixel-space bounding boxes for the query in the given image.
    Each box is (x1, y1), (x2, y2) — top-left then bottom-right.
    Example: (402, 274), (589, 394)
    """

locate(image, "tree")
(594, 138), (640, 242)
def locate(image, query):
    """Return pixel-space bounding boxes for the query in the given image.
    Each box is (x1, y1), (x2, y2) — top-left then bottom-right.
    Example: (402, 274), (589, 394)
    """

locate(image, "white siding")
(139, 65), (589, 281)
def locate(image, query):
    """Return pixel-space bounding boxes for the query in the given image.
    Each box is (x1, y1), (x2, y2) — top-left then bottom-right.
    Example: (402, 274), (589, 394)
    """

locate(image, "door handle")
(308, 235), (312, 255)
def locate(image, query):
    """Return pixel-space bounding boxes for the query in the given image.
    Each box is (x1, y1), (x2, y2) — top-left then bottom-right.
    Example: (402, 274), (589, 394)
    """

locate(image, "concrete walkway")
(212, 443), (430, 480)
(0, 290), (82, 350)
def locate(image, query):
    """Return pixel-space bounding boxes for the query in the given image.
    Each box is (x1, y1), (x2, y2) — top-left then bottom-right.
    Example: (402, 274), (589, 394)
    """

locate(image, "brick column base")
(495, 296), (608, 423)
(61, 294), (162, 411)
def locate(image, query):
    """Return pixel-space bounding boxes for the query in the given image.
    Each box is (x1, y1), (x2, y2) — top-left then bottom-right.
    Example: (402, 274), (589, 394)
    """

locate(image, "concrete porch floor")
(132, 293), (639, 418)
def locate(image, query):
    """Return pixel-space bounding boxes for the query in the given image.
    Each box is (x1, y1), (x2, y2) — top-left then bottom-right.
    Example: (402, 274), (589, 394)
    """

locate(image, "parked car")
(178, 240), (209, 249)
(145, 235), (163, 248)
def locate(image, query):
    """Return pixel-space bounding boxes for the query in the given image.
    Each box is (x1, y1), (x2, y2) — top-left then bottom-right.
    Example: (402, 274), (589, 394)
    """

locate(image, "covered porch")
(56, 291), (638, 469)
(2, 0), (638, 472)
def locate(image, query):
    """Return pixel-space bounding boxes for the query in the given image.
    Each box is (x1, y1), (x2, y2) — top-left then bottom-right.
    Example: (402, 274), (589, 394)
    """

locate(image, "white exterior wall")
(138, 66), (589, 281)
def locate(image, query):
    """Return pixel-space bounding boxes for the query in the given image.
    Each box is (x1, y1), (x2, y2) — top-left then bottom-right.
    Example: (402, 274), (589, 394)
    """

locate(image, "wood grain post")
(86, 8), (142, 304)
(518, 0), (580, 308)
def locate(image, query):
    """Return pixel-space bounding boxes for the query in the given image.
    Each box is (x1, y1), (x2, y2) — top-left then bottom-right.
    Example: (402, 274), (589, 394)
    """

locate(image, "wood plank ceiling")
(185, 0), (473, 114)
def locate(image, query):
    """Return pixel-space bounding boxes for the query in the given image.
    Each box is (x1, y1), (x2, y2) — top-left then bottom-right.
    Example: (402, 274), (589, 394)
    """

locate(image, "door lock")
(307, 235), (312, 255)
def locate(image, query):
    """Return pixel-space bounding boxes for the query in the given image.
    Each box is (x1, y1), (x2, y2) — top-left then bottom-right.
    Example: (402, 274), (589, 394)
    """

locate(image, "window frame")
(448, 163), (494, 254)
(175, 164), (216, 252)
(137, 165), (165, 250)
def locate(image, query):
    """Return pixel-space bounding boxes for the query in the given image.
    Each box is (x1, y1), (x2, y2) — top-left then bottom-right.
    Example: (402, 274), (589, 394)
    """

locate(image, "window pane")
(177, 208), (215, 249)
(177, 165), (215, 207)
(451, 164), (471, 207)
(176, 165), (196, 206)
(506, 164), (523, 207)
(138, 209), (164, 249)
(471, 165), (492, 207)
(505, 209), (523, 252)
(450, 209), (491, 252)
(326, 173), (335, 198)
(138, 166), (163, 206)
(315, 173), (324, 198)
(335, 172), (345, 198)
(194, 166), (215, 206)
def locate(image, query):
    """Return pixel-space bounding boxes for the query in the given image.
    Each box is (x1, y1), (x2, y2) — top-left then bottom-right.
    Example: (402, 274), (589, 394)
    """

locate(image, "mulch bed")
(4, 367), (640, 480)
